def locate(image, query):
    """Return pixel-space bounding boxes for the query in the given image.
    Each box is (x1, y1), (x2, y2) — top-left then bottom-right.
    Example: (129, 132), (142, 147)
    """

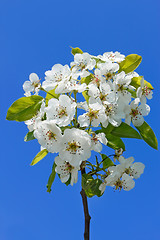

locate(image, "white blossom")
(91, 133), (108, 152)
(102, 101), (125, 127)
(20, 49), (151, 191)
(121, 173), (135, 191)
(45, 95), (76, 127)
(99, 156), (145, 193)
(97, 61), (119, 81)
(125, 98), (150, 127)
(59, 128), (91, 167)
(118, 156), (134, 171)
(137, 77), (153, 103)
(78, 98), (106, 127)
(101, 165), (122, 190)
(55, 156), (79, 186)
(34, 120), (62, 153)
(97, 51), (125, 63)
(113, 71), (132, 104)
(42, 64), (71, 91)
(71, 53), (96, 78)
(23, 73), (41, 96)
(130, 162), (145, 179)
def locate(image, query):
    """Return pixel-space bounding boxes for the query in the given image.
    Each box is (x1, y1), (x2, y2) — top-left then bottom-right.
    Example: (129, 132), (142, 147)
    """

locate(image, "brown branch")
(80, 168), (91, 240)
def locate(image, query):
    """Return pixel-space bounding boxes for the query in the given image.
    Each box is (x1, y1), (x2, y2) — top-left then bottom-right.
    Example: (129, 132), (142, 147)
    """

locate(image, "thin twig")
(80, 168), (91, 240)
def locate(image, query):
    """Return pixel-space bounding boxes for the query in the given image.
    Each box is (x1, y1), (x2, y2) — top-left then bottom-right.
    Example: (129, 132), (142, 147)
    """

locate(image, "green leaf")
(30, 149), (48, 166)
(81, 75), (93, 103)
(131, 76), (154, 90)
(96, 124), (125, 150)
(71, 47), (83, 55)
(81, 74), (93, 85)
(101, 154), (114, 169)
(136, 121), (158, 150)
(46, 88), (60, 105)
(6, 96), (43, 122)
(24, 131), (35, 142)
(111, 122), (141, 139)
(119, 54), (142, 74)
(47, 162), (56, 193)
(107, 134), (125, 150)
(82, 90), (90, 103)
(127, 89), (137, 98)
(91, 57), (105, 67)
(82, 174), (103, 198)
(95, 123), (114, 135)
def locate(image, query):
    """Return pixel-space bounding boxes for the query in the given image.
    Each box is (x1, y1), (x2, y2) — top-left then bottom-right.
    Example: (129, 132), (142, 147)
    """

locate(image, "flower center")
(32, 80), (40, 89)
(105, 105), (113, 116)
(109, 56), (114, 61)
(117, 84), (124, 91)
(87, 109), (99, 120)
(130, 109), (139, 117)
(66, 141), (81, 153)
(92, 77), (100, 86)
(47, 130), (56, 140)
(124, 168), (130, 175)
(91, 133), (98, 143)
(115, 179), (122, 190)
(143, 86), (151, 96)
(65, 162), (73, 172)
(100, 93), (107, 101)
(55, 73), (63, 82)
(78, 62), (86, 70)
(58, 107), (68, 118)
(105, 72), (113, 80)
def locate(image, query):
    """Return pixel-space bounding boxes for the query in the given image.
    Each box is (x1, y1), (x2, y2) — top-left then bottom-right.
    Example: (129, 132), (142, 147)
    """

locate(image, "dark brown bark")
(80, 169), (91, 240)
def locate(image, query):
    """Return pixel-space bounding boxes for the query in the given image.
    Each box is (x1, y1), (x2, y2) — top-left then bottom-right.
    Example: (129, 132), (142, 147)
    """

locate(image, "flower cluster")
(99, 156), (145, 193)
(16, 48), (154, 194)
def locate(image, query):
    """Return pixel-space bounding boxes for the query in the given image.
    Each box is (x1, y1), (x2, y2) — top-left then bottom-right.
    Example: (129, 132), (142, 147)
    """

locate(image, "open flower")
(137, 77), (153, 103)
(97, 61), (119, 81)
(125, 98), (150, 127)
(78, 97), (106, 127)
(113, 71), (132, 105)
(59, 128), (91, 167)
(34, 120), (62, 153)
(42, 64), (71, 91)
(45, 95), (76, 127)
(97, 51), (125, 63)
(121, 173), (135, 191)
(102, 100), (125, 127)
(23, 73), (41, 96)
(55, 156), (79, 186)
(91, 133), (108, 152)
(99, 156), (145, 193)
(71, 53), (96, 78)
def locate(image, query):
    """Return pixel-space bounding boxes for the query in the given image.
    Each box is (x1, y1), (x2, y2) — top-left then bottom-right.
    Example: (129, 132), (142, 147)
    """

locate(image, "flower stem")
(40, 87), (56, 98)
(73, 91), (78, 127)
(80, 168), (91, 240)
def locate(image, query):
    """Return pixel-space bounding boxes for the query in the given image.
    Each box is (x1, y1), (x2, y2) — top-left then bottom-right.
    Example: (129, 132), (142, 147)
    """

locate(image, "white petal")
(122, 173), (135, 191)
(138, 104), (150, 116)
(131, 162), (145, 179)
(99, 182), (107, 194)
(125, 114), (131, 125)
(60, 174), (70, 183)
(29, 73), (39, 83)
(23, 81), (34, 92)
(132, 115), (144, 127)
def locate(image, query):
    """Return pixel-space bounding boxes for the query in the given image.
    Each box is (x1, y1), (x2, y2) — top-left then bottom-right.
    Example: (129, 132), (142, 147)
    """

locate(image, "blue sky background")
(1, 0), (160, 239)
